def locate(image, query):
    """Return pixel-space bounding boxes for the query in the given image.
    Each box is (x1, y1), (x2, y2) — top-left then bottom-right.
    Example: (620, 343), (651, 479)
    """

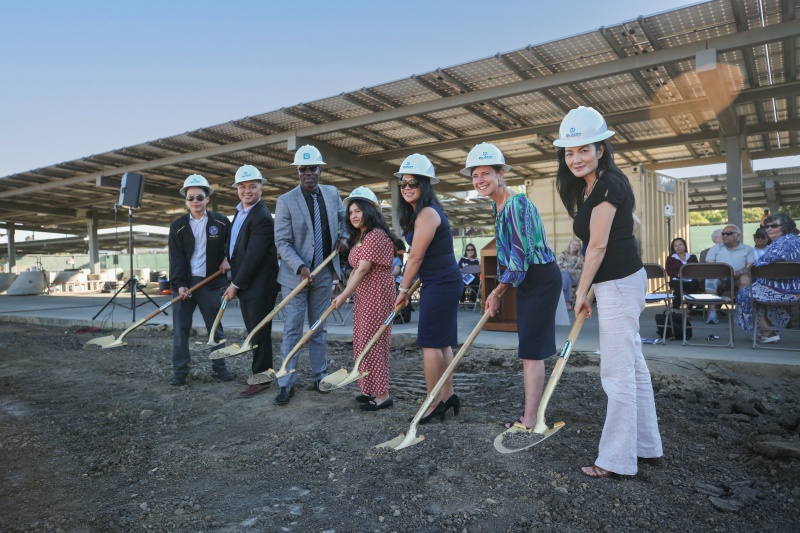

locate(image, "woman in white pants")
(554, 106), (662, 478)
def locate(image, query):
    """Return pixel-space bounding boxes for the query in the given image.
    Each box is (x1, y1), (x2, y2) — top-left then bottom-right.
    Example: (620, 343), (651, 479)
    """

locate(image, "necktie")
(311, 193), (324, 268)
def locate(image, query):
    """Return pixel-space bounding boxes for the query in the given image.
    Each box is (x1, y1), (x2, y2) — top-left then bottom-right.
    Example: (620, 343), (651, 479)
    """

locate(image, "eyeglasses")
(763, 223), (782, 229)
(398, 179), (420, 190)
(754, 234), (767, 239)
(466, 248), (476, 252)
(185, 194), (207, 202)
(720, 231), (738, 236)
(297, 166), (320, 173)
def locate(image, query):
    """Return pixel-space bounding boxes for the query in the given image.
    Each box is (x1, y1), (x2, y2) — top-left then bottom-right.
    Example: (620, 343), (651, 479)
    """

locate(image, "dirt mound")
(1, 322), (798, 532)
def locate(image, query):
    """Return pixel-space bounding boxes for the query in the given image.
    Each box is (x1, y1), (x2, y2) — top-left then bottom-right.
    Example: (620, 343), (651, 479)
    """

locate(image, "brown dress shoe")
(239, 383), (270, 398)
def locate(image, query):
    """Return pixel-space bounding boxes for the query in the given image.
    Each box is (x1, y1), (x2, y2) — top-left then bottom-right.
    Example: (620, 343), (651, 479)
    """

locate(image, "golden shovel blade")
(318, 368), (369, 392)
(376, 430), (425, 450)
(208, 342), (255, 360)
(492, 421), (566, 454)
(84, 335), (127, 350)
(190, 339), (226, 353)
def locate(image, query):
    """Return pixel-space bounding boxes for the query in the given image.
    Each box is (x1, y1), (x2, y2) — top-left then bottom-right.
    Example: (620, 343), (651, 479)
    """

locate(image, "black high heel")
(444, 394), (460, 416)
(414, 401), (446, 425)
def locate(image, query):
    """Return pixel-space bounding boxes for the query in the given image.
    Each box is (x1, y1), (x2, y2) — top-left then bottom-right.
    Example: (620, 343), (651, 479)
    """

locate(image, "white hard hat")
(344, 186), (379, 208)
(180, 174), (214, 196)
(460, 142), (512, 177)
(552, 106), (615, 147)
(394, 153), (438, 184)
(291, 145), (326, 166)
(232, 164), (265, 186)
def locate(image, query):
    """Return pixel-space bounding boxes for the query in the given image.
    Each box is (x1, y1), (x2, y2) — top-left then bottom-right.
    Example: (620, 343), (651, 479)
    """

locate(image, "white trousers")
(594, 268), (663, 475)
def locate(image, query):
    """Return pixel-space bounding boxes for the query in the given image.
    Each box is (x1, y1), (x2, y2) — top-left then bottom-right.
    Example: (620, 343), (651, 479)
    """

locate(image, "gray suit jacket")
(274, 184), (347, 287)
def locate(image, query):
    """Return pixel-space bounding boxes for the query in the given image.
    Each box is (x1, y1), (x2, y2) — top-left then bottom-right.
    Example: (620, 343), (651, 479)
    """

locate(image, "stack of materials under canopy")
(5, 271), (48, 296)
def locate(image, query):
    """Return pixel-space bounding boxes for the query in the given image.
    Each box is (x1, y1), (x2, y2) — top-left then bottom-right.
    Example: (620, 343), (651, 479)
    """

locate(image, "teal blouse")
(493, 193), (555, 287)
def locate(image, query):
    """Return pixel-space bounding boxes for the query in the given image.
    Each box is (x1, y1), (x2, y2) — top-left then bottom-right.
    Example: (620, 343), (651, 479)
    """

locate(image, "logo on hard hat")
(566, 127), (581, 139)
(403, 161), (413, 168)
(478, 151), (493, 161)
(303, 153), (310, 160)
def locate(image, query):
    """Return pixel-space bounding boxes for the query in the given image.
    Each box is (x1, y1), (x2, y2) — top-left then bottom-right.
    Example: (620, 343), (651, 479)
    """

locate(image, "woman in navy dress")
(394, 154), (463, 424)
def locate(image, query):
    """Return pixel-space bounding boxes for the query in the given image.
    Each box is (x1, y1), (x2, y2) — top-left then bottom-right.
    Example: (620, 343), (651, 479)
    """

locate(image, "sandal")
(580, 465), (634, 479)
(504, 417), (532, 431)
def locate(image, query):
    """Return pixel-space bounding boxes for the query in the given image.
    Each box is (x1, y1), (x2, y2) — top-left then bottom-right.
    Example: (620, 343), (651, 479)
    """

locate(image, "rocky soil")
(1, 320), (799, 532)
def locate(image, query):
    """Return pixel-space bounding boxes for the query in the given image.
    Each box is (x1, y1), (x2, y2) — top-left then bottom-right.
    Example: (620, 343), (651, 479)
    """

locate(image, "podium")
(480, 239), (517, 332)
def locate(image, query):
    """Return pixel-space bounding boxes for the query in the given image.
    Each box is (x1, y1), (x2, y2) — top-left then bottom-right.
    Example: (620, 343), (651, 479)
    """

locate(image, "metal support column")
(7, 224), (16, 273)
(86, 211), (100, 275)
(723, 135), (744, 231)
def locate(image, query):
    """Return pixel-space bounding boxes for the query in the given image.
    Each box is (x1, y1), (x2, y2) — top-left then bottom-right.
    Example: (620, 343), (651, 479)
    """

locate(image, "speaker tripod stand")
(92, 206), (164, 321)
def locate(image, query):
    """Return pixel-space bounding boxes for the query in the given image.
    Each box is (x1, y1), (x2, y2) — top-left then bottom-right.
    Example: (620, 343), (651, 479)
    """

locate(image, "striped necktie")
(311, 193), (324, 268)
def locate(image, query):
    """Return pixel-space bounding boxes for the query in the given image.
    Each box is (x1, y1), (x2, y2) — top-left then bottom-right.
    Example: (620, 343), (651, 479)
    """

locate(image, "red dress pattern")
(348, 229), (395, 396)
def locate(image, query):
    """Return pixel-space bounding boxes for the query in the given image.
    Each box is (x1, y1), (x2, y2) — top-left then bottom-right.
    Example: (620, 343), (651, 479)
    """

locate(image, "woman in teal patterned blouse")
(462, 142), (561, 431)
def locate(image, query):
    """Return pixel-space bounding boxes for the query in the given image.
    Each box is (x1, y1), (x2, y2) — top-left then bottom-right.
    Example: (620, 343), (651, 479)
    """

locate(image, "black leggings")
(669, 279), (701, 309)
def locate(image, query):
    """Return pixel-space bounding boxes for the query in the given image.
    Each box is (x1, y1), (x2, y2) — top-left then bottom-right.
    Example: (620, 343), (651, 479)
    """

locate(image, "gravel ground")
(1, 320), (799, 532)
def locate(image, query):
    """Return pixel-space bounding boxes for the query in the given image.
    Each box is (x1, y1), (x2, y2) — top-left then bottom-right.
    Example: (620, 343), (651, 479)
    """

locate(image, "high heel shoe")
(443, 394), (460, 416)
(413, 401), (446, 425)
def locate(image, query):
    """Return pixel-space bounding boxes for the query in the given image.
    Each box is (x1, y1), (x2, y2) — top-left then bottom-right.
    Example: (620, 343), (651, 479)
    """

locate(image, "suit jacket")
(274, 184), (347, 287)
(227, 200), (279, 301)
(168, 210), (229, 291)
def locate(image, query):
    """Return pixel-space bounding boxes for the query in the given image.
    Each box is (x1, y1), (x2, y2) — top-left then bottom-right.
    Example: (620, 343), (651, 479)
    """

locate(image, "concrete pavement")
(0, 291), (797, 366)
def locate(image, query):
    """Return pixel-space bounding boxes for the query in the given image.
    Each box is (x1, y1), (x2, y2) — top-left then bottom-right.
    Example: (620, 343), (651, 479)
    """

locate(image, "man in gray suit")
(273, 145), (348, 405)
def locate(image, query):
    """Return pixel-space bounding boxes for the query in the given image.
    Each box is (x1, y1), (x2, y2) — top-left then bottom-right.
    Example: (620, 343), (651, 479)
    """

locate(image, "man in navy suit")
(223, 165), (280, 398)
(273, 145), (348, 405)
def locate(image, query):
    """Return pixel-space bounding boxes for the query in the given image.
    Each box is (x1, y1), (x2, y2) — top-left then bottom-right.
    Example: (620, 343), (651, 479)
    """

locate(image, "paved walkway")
(0, 292), (797, 366)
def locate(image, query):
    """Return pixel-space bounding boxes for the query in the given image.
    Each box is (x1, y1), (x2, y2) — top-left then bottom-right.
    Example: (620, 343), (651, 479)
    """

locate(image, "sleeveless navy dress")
(406, 204), (463, 347)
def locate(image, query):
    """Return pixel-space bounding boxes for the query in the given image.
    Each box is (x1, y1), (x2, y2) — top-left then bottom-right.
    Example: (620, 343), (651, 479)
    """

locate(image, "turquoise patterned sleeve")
(495, 194), (555, 287)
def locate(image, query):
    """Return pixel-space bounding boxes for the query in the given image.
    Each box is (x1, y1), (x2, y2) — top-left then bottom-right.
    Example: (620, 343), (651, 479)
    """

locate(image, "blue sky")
(0, 0), (716, 179)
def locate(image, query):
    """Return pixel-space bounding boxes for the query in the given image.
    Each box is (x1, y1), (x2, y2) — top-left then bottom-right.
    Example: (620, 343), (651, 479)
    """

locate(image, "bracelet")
(398, 287), (409, 293)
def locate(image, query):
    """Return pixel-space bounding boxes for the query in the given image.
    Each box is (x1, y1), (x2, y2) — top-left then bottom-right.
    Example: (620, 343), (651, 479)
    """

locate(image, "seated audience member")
(457, 243), (481, 303)
(735, 212), (800, 344)
(665, 237), (700, 310)
(557, 239), (583, 311)
(704, 224), (755, 324)
(752, 227), (771, 261)
(699, 229), (722, 263)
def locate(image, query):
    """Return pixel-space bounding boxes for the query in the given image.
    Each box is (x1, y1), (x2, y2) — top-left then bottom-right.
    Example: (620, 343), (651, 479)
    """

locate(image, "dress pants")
(240, 291), (278, 375)
(277, 266), (333, 388)
(594, 268), (663, 475)
(172, 279), (227, 378)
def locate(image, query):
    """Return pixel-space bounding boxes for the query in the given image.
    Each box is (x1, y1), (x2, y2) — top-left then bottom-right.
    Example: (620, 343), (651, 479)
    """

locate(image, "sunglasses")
(466, 248), (476, 252)
(297, 166), (320, 173)
(720, 231), (738, 236)
(763, 223), (782, 229)
(398, 179), (420, 190)
(186, 194), (207, 202)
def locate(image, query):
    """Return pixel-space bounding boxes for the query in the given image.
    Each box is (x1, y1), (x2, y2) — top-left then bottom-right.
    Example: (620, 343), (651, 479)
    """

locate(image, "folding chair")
(749, 262), (800, 352)
(460, 264), (482, 310)
(679, 263), (735, 348)
(642, 263), (674, 344)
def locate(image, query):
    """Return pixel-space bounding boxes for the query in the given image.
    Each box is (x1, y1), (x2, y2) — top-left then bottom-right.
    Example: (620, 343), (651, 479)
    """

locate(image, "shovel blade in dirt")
(208, 342), (254, 359)
(190, 339), (226, 353)
(376, 430), (425, 451)
(318, 368), (370, 391)
(492, 421), (566, 454)
(84, 335), (127, 349)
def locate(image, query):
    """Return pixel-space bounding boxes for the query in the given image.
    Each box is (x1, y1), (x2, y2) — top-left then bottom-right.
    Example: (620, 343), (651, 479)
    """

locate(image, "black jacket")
(169, 210), (229, 291)
(227, 200), (279, 301)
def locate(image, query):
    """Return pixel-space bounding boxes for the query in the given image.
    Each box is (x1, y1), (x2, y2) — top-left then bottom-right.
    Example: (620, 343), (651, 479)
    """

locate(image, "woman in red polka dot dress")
(332, 187), (398, 411)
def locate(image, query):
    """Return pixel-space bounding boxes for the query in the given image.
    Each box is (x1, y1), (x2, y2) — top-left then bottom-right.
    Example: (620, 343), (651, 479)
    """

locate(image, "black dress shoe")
(416, 401), (446, 425)
(355, 394), (375, 404)
(212, 368), (233, 382)
(360, 398), (393, 411)
(444, 394), (460, 416)
(274, 386), (295, 405)
(169, 376), (187, 386)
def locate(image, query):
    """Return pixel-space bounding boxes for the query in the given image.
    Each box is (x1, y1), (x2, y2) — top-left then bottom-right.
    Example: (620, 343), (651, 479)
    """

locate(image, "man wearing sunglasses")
(703, 224), (755, 324)
(168, 174), (232, 386)
(273, 145), (348, 406)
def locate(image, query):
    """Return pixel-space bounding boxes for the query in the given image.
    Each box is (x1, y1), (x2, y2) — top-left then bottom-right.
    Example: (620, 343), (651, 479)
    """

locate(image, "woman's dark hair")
(397, 175), (441, 234)
(764, 212), (798, 236)
(670, 237), (688, 255)
(464, 242), (477, 254)
(345, 199), (398, 249)
(555, 140), (634, 218)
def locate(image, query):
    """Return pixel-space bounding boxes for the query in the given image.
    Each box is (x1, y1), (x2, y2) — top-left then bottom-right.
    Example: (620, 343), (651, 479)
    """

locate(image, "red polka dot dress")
(348, 229), (395, 397)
